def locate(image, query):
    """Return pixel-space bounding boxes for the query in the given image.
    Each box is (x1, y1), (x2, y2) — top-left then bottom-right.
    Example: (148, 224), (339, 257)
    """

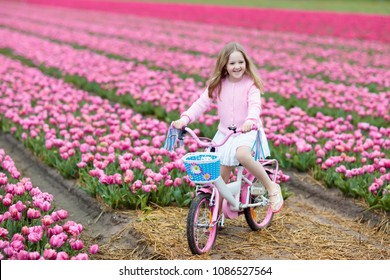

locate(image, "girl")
(173, 42), (283, 213)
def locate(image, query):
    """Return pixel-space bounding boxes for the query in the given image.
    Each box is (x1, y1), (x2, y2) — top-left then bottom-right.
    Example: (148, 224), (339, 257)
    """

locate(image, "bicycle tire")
(244, 177), (274, 231)
(186, 193), (218, 254)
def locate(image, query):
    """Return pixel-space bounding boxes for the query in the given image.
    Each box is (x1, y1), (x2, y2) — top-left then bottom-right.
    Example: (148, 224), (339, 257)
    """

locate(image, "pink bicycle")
(173, 126), (280, 255)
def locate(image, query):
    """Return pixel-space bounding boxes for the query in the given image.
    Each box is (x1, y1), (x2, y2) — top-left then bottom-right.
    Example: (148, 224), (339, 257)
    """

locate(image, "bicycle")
(167, 125), (280, 255)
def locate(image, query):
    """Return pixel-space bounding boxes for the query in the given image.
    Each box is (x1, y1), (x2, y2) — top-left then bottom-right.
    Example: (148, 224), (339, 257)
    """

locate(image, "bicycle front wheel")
(186, 193), (218, 254)
(244, 177), (274, 231)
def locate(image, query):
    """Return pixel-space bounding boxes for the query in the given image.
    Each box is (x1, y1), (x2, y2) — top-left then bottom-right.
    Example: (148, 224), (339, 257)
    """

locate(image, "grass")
(124, 0), (390, 15)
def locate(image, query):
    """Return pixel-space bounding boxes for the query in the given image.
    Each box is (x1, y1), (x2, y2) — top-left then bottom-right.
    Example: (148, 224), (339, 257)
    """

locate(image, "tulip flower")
(56, 251), (69, 260)
(89, 244), (99, 255)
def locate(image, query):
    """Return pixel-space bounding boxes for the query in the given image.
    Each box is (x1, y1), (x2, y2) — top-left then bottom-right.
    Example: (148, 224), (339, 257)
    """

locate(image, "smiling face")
(226, 51), (246, 82)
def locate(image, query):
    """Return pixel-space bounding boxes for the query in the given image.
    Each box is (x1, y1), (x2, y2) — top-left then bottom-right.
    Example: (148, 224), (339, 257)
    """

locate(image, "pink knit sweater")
(180, 75), (262, 135)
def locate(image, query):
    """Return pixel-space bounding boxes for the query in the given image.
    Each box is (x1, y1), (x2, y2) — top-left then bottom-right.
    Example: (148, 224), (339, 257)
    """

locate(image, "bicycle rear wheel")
(244, 177), (274, 231)
(186, 193), (218, 254)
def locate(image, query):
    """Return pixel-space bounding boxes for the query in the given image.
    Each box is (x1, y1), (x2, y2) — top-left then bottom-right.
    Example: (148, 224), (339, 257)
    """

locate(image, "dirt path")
(1, 131), (389, 260)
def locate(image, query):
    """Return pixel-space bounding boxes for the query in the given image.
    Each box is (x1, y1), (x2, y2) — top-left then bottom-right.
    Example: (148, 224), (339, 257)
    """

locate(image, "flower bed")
(0, 2), (389, 211)
(0, 26), (388, 126)
(17, 0), (390, 43)
(0, 149), (99, 260)
(0, 55), (197, 209)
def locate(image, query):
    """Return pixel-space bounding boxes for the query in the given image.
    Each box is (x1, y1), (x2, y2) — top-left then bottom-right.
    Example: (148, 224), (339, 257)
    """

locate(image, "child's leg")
(236, 146), (283, 212)
(218, 165), (233, 211)
(221, 165), (232, 184)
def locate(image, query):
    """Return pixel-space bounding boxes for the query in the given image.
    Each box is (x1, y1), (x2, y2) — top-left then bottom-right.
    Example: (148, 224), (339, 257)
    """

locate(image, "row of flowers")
(0, 52), (388, 210)
(2, 7), (389, 73)
(0, 28), (388, 127)
(0, 149), (99, 260)
(0, 55), (198, 209)
(4, 0), (390, 67)
(1, 9), (389, 92)
(16, 0), (390, 43)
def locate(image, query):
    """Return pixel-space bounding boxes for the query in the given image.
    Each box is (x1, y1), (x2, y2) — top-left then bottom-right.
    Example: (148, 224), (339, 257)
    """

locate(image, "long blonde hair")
(207, 42), (263, 99)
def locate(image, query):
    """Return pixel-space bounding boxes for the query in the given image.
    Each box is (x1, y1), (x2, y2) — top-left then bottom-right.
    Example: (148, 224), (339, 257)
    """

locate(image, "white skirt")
(211, 129), (271, 166)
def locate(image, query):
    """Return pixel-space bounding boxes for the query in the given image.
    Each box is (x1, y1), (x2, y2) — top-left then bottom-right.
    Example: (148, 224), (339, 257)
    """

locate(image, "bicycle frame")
(196, 159), (278, 220)
(177, 126), (278, 221)
(177, 125), (279, 254)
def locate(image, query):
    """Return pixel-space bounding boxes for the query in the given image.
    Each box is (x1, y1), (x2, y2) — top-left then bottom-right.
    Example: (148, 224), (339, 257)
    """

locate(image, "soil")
(1, 131), (389, 260)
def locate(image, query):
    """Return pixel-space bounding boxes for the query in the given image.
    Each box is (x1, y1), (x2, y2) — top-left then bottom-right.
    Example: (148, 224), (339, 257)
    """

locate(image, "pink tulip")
(14, 201), (26, 212)
(71, 253), (88, 260)
(70, 238), (84, 250)
(28, 231), (43, 243)
(164, 179), (173, 187)
(27, 208), (41, 219)
(0, 240), (9, 249)
(3, 197), (12, 207)
(0, 175), (8, 185)
(16, 250), (29, 260)
(44, 249), (57, 260)
(89, 244), (99, 254)
(153, 173), (163, 182)
(66, 223), (83, 236)
(56, 251), (69, 260)
(3, 246), (15, 258)
(41, 215), (54, 227)
(159, 167), (169, 176)
(57, 209), (68, 219)
(77, 161), (87, 168)
(47, 225), (64, 237)
(99, 174), (113, 185)
(173, 178), (182, 187)
(39, 201), (51, 212)
(335, 165), (347, 174)
(49, 233), (67, 248)
(142, 184), (152, 193)
(28, 252), (40, 260)
(124, 169), (134, 182)
(11, 233), (24, 243)
(10, 240), (24, 251)
(113, 173), (123, 185)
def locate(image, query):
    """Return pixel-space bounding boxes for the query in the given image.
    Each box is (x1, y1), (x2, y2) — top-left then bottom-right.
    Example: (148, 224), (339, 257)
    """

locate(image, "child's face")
(226, 51), (246, 82)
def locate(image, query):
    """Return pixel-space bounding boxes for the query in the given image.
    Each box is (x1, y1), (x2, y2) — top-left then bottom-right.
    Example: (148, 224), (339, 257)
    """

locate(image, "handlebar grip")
(178, 126), (187, 140)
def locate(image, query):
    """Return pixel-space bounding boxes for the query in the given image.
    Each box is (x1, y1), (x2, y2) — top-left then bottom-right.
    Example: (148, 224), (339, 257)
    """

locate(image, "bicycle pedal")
(218, 213), (225, 226)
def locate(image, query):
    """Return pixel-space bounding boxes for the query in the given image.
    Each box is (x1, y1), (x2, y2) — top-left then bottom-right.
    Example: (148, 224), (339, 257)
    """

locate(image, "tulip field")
(0, 0), (389, 260)
(0, 148), (99, 259)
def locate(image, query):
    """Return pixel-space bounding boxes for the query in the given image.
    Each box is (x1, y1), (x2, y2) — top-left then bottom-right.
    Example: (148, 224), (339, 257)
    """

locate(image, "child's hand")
(172, 119), (186, 129)
(242, 120), (255, 133)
